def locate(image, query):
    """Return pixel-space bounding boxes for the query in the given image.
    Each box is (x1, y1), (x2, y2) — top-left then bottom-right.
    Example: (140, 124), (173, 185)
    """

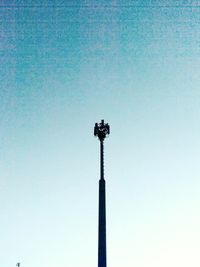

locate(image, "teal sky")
(1, 1), (200, 266)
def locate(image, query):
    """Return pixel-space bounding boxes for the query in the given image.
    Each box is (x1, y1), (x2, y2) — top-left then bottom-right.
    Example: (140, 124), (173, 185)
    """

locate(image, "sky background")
(1, 0), (200, 266)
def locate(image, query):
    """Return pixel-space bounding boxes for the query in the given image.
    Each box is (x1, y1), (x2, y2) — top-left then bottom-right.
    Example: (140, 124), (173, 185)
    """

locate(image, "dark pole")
(100, 140), (104, 180)
(98, 139), (106, 267)
(94, 120), (110, 267)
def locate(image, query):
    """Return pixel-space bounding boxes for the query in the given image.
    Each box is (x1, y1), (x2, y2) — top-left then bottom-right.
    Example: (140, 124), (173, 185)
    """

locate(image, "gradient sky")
(1, 1), (200, 266)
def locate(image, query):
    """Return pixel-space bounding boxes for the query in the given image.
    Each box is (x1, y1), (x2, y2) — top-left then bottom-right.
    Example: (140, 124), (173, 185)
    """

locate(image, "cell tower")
(94, 120), (110, 267)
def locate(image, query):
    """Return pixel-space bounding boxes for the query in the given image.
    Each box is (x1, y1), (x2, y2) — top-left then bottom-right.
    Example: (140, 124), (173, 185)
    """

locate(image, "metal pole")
(94, 120), (110, 267)
(100, 140), (104, 180)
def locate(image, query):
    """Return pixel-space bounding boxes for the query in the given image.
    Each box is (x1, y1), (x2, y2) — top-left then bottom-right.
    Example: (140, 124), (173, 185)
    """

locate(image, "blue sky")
(1, 1), (200, 266)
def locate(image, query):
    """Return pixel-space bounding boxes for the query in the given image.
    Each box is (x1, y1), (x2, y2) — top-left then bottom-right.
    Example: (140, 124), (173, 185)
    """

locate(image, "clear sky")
(1, 0), (200, 266)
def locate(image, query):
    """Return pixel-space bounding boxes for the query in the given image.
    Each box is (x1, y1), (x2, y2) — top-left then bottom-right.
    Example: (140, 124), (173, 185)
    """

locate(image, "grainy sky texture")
(1, 1), (200, 266)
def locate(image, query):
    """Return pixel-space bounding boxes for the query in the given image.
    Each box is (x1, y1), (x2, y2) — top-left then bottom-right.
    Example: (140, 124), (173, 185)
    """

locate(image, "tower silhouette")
(94, 120), (110, 267)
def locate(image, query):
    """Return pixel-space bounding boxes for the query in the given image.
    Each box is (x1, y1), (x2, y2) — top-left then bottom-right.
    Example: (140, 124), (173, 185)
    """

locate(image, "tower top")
(94, 120), (110, 142)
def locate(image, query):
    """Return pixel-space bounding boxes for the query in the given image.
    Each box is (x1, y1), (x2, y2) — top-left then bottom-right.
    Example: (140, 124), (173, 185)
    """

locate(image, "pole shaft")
(100, 141), (104, 180)
(98, 140), (107, 267)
